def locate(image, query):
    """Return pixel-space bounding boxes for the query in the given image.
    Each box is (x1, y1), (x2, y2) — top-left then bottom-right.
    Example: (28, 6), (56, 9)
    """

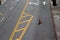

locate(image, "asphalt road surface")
(0, 0), (57, 40)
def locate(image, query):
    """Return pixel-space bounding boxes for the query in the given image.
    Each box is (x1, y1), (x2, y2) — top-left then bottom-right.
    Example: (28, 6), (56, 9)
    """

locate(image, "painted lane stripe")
(1, 0), (7, 4)
(1, 17), (5, 22)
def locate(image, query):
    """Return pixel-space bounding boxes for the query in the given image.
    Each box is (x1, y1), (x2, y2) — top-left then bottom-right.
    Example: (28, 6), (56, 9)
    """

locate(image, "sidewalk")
(51, 2), (60, 40)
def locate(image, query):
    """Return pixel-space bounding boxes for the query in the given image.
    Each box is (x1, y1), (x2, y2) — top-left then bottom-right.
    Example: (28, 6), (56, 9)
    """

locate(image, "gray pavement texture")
(54, 15), (60, 40)
(0, 0), (57, 40)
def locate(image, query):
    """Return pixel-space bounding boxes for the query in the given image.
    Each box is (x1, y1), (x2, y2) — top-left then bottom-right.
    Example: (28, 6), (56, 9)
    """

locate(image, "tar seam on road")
(9, 0), (34, 40)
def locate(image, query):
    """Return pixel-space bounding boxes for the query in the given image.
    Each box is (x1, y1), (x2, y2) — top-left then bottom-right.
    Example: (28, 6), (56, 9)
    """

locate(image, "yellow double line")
(9, 0), (33, 40)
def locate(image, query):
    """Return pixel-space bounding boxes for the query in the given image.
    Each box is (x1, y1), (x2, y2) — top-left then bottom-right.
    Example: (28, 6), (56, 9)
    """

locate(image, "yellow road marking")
(9, 0), (34, 40)
(22, 14), (31, 18)
(19, 20), (29, 24)
(16, 16), (33, 40)
(16, 28), (24, 32)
